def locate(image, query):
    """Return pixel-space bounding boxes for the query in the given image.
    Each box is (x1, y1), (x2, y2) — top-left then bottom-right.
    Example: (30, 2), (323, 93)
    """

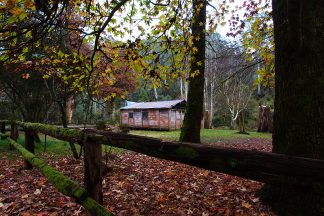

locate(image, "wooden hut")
(120, 99), (186, 130)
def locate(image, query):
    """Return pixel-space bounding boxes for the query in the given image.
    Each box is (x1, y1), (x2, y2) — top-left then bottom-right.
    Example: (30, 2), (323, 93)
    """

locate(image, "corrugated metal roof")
(120, 99), (185, 110)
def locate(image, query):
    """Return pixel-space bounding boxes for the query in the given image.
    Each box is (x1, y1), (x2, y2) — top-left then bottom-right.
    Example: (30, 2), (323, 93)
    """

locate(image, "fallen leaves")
(34, 189), (42, 195)
(0, 138), (276, 215)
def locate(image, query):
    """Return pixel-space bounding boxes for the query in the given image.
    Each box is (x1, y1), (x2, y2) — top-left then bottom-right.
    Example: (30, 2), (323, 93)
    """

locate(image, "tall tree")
(179, 0), (206, 143)
(262, 0), (324, 215)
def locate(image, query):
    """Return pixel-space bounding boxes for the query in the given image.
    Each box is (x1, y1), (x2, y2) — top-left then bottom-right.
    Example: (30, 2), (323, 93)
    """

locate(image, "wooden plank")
(24, 129), (34, 169)
(134, 111), (142, 127)
(121, 111), (128, 125)
(159, 110), (169, 129)
(176, 110), (182, 129)
(84, 141), (103, 205)
(85, 129), (324, 194)
(10, 122), (19, 141)
(148, 110), (159, 128)
(6, 121), (324, 193)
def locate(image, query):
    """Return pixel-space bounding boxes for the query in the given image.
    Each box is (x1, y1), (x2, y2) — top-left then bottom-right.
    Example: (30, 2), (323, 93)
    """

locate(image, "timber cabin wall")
(120, 109), (184, 130)
(120, 99), (186, 130)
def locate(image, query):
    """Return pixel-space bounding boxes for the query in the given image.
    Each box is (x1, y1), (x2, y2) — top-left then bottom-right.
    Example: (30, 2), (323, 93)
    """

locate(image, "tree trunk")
(262, 0), (324, 215)
(66, 95), (74, 124)
(111, 100), (116, 123)
(153, 86), (158, 100)
(179, 0), (206, 143)
(59, 101), (79, 159)
(257, 105), (273, 133)
(238, 111), (247, 134)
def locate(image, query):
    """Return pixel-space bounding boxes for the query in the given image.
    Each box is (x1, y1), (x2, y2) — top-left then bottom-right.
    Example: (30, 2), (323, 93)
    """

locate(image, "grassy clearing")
(130, 129), (272, 143)
(0, 132), (124, 157)
(0, 132), (80, 157)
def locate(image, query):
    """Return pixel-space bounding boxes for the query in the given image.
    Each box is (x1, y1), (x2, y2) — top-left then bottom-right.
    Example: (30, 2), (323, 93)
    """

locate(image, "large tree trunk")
(179, 0), (206, 143)
(262, 0), (324, 215)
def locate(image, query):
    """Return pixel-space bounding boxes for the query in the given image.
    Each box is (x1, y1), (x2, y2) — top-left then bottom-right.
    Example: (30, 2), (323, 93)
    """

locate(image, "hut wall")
(169, 110), (176, 130)
(159, 109), (169, 129)
(134, 111), (142, 127)
(142, 111), (149, 128)
(121, 111), (128, 125)
(148, 110), (159, 128)
(128, 110), (135, 127)
(121, 108), (184, 130)
(175, 110), (183, 129)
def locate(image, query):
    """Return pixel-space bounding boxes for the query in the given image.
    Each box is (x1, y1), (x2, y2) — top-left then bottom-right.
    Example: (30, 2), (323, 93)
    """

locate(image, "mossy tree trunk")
(262, 0), (324, 215)
(180, 0), (206, 143)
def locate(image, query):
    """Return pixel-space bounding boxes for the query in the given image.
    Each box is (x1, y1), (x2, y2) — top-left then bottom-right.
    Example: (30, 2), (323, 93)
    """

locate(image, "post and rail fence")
(0, 120), (324, 215)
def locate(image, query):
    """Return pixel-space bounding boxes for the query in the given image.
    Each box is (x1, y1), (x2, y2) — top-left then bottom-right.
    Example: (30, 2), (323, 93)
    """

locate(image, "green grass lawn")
(130, 129), (272, 143)
(0, 132), (80, 156)
(0, 132), (123, 157)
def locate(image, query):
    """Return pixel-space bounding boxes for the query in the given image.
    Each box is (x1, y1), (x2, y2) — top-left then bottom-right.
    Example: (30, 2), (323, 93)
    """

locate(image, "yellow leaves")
(192, 47), (198, 53)
(53, 59), (61, 64)
(9, 7), (24, 15)
(190, 70), (200, 78)
(241, 201), (252, 209)
(24, 0), (35, 10)
(22, 46), (29, 53)
(43, 74), (50, 79)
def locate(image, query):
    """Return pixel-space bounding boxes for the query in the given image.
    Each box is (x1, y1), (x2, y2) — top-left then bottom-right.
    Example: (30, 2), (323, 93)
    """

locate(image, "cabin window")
(129, 112), (133, 118)
(142, 111), (148, 120)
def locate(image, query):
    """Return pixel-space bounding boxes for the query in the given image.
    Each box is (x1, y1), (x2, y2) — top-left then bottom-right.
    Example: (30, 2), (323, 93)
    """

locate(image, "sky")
(106, 0), (243, 42)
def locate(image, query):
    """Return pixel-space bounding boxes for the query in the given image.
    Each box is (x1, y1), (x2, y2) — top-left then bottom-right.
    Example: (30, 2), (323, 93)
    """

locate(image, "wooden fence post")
(24, 129), (34, 169)
(84, 141), (103, 209)
(10, 123), (19, 150)
(0, 122), (5, 139)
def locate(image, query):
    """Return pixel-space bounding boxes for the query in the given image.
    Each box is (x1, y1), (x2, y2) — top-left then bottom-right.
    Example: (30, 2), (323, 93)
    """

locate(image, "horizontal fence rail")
(1, 120), (324, 195)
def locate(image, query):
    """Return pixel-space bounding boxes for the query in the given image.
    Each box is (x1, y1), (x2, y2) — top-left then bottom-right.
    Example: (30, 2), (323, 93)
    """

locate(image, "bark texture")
(262, 0), (324, 215)
(257, 106), (273, 133)
(84, 141), (103, 205)
(180, 0), (206, 143)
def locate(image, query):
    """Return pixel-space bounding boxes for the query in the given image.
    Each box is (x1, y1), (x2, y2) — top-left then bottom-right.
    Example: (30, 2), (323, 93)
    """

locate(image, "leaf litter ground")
(0, 138), (276, 216)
